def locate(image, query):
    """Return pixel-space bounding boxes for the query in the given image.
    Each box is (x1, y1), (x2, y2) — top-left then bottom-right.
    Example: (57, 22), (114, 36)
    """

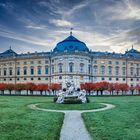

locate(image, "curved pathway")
(28, 103), (115, 140)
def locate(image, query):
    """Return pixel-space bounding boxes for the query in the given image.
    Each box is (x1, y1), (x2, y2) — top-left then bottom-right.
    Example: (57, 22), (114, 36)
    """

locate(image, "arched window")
(30, 66), (34, 75)
(136, 68), (139, 76)
(115, 66), (119, 75)
(69, 62), (74, 73)
(45, 66), (49, 74)
(38, 66), (42, 75)
(108, 66), (112, 75)
(130, 67), (134, 75)
(93, 65), (98, 75)
(88, 65), (91, 74)
(80, 63), (84, 73)
(58, 63), (63, 73)
(101, 65), (105, 75)
(23, 67), (27, 75)
(122, 67), (126, 75)
(52, 65), (54, 74)
(17, 67), (20, 75)
(4, 68), (7, 76)
(9, 67), (13, 75)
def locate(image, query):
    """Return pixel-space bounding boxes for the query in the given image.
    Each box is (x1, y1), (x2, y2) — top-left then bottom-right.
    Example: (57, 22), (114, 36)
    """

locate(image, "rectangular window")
(45, 60), (49, 64)
(109, 77), (112, 81)
(24, 62), (27, 65)
(122, 62), (126, 65)
(116, 61), (119, 65)
(108, 61), (112, 64)
(38, 61), (41, 64)
(93, 60), (97, 64)
(30, 61), (34, 64)
(16, 62), (20, 65)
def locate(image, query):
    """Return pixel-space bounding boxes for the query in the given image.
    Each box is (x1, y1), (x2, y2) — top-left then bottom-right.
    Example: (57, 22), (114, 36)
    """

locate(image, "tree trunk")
(100, 90), (103, 96)
(27, 90), (28, 95)
(89, 90), (91, 96)
(9, 90), (11, 95)
(97, 91), (99, 96)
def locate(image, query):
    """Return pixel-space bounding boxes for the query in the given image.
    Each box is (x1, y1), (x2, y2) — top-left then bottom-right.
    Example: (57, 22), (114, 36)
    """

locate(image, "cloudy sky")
(0, 0), (140, 53)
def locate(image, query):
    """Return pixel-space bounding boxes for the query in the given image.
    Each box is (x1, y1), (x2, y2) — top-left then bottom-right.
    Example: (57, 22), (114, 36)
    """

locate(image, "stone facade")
(0, 34), (140, 88)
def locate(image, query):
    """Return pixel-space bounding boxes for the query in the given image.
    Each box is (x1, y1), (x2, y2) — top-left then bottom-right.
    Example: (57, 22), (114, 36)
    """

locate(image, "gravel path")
(28, 103), (115, 140)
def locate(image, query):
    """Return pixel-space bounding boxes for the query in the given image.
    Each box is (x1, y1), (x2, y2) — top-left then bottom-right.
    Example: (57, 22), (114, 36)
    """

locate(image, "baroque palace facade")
(0, 32), (140, 88)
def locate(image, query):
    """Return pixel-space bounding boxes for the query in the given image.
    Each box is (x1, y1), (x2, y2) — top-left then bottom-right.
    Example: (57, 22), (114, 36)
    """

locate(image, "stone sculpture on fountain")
(56, 80), (87, 104)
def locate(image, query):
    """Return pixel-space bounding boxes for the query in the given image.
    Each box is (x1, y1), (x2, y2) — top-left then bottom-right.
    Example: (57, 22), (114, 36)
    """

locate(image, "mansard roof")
(125, 48), (140, 58)
(0, 48), (17, 58)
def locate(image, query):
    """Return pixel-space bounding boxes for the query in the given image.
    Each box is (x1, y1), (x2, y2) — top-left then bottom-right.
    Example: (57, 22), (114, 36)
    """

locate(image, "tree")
(135, 85), (140, 94)
(36, 84), (49, 95)
(5, 84), (15, 95)
(95, 82), (109, 96)
(107, 83), (115, 95)
(114, 83), (120, 95)
(14, 83), (25, 95)
(0, 83), (6, 95)
(24, 83), (37, 95)
(119, 83), (129, 95)
(129, 86), (135, 95)
(80, 82), (95, 95)
(49, 83), (61, 95)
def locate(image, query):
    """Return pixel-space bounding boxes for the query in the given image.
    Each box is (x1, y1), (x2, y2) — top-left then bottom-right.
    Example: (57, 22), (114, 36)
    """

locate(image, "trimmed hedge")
(54, 96), (90, 104)
(64, 98), (82, 104)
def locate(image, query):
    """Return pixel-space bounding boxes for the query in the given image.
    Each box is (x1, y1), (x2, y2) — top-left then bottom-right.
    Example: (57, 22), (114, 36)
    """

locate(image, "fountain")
(55, 80), (88, 104)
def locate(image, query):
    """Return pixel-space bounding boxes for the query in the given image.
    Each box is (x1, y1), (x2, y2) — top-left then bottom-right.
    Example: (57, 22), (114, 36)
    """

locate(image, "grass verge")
(82, 96), (140, 140)
(0, 96), (64, 140)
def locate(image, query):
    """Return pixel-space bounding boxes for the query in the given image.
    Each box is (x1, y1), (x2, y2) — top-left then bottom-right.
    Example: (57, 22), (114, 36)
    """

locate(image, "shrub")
(53, 97), (58, 102)
(64, 98), (82, 104)
(86, 97), (90, 103)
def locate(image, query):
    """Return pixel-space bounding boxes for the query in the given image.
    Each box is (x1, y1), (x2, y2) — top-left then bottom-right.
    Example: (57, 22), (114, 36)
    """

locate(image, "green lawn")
(0, 96), (140, 140)
(82, 96), (140, 140)
(38, 101), (104, 110)
(0, 96), (64, 140)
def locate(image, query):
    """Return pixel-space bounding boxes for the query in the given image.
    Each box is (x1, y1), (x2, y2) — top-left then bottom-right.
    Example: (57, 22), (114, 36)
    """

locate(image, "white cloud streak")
(49, 19), (73, 27)
(107, 0), (140, 20)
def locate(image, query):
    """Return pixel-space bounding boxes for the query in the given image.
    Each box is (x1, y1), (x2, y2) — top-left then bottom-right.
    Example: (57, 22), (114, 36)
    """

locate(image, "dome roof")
(53, 34), (89, 53)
